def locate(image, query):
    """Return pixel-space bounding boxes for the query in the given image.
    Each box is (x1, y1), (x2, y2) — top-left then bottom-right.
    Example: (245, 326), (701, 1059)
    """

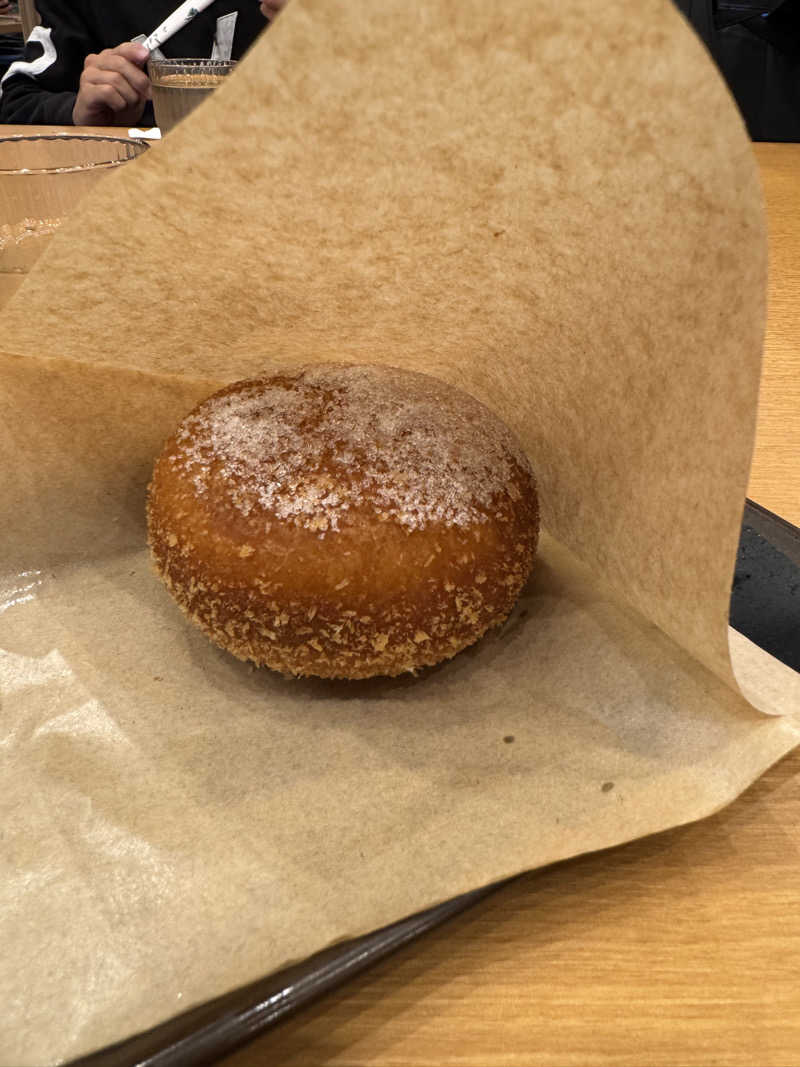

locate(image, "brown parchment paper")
(2, 0), (799, 1062)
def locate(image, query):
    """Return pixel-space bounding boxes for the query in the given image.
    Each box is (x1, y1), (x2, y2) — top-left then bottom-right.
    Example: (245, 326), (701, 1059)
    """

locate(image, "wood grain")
(221, 750), (800, 1067)
(749, 143), (800, 526)
(218, 144), (800, 1067)
(0, 13), (23, 34)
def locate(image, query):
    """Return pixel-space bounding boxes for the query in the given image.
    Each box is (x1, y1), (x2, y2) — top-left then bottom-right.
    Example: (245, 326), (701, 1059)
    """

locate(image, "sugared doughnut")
(146, 363), (539, 679)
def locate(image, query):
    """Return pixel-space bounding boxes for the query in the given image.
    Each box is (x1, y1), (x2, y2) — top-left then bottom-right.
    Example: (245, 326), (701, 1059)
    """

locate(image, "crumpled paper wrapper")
(2, 0), (799, 1062)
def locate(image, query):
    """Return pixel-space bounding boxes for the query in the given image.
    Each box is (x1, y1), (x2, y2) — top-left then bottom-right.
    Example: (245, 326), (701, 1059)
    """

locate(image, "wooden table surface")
(2, 129), (799, 1066)
(748, 143), (800, 527)
(0, 13), (23, 35)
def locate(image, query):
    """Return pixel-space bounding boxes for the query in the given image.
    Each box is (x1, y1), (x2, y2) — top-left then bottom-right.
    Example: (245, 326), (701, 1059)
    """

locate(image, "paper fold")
(1, 0), (797, 1061)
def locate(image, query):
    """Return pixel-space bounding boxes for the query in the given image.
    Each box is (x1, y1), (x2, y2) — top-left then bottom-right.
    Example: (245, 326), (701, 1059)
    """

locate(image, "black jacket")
(0, 0), (268, 125)
(674, 0), (800, 141)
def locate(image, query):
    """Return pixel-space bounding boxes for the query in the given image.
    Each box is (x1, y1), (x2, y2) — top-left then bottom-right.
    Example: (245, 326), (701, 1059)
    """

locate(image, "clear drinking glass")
(148, 58), (237, 135)
(0, 134), (148, 307)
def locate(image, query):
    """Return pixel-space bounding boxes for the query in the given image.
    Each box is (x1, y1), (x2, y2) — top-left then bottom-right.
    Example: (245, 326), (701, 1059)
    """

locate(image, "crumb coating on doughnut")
(147, 363), (539, 679)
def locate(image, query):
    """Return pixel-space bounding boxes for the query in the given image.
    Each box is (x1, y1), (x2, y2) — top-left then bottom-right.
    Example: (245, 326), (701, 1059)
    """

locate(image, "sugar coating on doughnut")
(174, 364), (525, 533)
(147, 363), (539, 679)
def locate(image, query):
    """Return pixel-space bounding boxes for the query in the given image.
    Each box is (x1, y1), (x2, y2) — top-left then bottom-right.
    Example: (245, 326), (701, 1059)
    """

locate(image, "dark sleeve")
(231, 3), (269, 59)
(672, 0), (800, 141)
(0, 0), (94, 124)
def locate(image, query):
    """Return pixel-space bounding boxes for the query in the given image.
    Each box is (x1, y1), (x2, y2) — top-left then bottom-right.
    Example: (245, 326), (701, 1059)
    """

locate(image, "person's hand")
(260, 0), (288, 20)
(72, 42), (151, 126)
(0, 0), (13, 17)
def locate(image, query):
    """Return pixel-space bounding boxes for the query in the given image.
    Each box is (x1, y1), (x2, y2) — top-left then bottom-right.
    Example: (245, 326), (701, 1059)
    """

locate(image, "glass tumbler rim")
(148, 56), (238, 68)
(147, 57), (239, 82)
(0, 134), (149, 176)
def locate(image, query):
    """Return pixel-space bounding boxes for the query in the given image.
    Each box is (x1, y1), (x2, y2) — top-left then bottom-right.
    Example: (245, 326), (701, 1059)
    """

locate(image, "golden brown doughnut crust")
(146, 363), (539, 679)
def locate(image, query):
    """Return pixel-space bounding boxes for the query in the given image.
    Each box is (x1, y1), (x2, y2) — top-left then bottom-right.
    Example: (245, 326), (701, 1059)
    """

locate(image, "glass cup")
(0, 134), (148, 308)
(148, 58), (237, 135)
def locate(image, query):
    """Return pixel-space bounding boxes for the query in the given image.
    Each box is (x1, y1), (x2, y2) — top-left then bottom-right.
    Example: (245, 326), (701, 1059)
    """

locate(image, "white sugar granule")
(173, 364), (531, 532)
